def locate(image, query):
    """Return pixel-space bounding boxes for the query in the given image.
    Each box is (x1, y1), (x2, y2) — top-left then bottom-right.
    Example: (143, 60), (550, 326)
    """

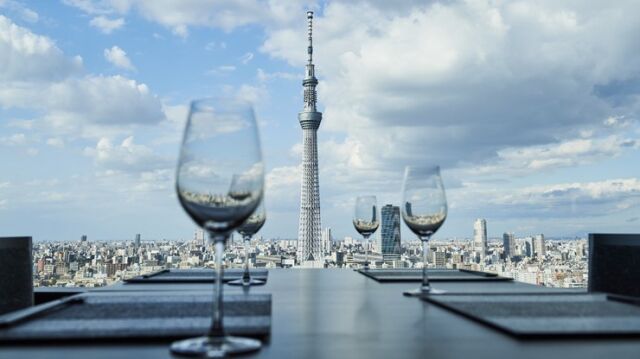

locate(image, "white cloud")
(90, 16), (125, 34)
(62, 0), (308, 34)
(0, 0), (39, 23)
(1, 74), (165, 137)
(84, 136), (171, 173)
(0, 15), (82, 81)
(104, 45), (135, 70)
(0, 133), (26, 146)
(240, 52), (254, 64)
(46, 138), (65, 148)
(263, 1), (640, 175)
(206, 65), (236, 76)
(256, 68), (297, 82)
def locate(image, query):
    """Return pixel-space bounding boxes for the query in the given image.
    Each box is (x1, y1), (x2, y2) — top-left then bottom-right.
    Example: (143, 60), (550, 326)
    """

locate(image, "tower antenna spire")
(307, 11), (313, 64)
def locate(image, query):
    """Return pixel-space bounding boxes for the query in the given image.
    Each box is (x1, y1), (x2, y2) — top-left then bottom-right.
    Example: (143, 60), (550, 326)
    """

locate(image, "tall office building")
(533, 234), (546, 259)
(503, 232), (515, 260)
(432, 250), (446, 267)
(380, 205), (401, 261)
(194, 229), (205, 246)
(296, 11), (323, 267)
(321, 227), (332, 256)
(523, 237), (533, 257)
(473, 219), (487, 261)
(134, 234), (141, 249)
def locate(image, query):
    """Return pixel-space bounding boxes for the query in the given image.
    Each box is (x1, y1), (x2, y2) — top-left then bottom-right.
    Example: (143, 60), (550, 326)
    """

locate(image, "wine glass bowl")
(229, 201), (266, 286)
(171, 98), (264, 357)
(401, 166), (447, 296)
(353, 196), (379, 270)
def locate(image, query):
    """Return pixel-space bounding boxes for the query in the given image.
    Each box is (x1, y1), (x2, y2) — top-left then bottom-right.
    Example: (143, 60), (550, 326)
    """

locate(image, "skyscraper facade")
(502, 232), (515, 259)
(296, 11), (323, 267)
(533, 234), (546, 258)
(380, 205), (401, 261)
(321, 227), (332, 256)
(473, 218), (487, 261)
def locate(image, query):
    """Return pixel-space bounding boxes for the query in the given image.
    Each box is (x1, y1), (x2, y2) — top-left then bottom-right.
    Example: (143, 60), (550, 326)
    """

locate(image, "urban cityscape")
(32, 208), (588, 289)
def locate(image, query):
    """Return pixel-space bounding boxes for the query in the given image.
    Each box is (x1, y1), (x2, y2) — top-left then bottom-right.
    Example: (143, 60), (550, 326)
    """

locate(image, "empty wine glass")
(353, 196), (379, 270)
(171, 98), (264, 357)
(228, 200), (266, 287)
(401, 166), (447, 296)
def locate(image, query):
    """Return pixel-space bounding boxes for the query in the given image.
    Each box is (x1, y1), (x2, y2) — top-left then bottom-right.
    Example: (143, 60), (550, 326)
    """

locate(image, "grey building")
(473, 218), (487, 261)
(503, 232), (515, 259)
(380, 205), (402, 261)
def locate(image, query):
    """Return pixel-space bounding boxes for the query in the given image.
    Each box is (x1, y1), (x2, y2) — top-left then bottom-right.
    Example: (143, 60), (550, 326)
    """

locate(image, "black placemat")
(0, 292), (271, 343)
(423, 293), (640, 338)
(357, 269), (513, 282)
(124, 268), (268, 283)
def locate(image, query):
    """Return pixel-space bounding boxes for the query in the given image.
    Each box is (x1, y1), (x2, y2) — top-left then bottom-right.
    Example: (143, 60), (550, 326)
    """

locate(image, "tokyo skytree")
(296, 11), (323, 267)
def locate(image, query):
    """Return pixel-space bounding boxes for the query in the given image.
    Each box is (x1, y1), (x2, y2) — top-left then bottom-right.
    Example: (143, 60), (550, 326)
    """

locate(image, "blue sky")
(1, 0), (639, 242)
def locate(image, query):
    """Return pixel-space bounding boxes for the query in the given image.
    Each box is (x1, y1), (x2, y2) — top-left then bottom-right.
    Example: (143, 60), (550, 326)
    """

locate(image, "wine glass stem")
(209, 237), (226, 337)
(243, 235), (251, 284)
(421, 237), (431, 291)
(364, 235), (370, 270)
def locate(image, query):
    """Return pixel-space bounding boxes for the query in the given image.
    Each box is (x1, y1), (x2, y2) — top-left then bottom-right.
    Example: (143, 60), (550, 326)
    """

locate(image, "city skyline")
(1, 1), (640, 242)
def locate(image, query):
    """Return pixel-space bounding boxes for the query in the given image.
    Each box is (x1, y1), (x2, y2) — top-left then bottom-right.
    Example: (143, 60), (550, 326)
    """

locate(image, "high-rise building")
(134, 234), (141, 249)
(321, 227), (332, 255)
(380, 205), (401, 261)
(194, 229), (205, 246)
(296, 11), (323, 268)
(533, 234), (546, 259)
(432, 250), (446, 267)
(80, 235), (87, 242)
(473, 219), (487, 261)
(523, 237), (533, 257)
(503, 232), (515, 259)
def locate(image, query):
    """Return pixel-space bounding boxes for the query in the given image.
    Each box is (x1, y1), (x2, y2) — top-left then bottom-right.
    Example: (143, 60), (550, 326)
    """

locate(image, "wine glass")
(353, 196), (379, 270)
(401, 166), (447, 296)
(228, 200), (266, 287)
(171, 98), (264, 357)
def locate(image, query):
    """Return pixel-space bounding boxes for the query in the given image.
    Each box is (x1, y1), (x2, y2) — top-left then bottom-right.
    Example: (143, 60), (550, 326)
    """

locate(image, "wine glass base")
(227, 278), (265, 286)
(171, 335), (261, 358)
(403, 288), (447, 297)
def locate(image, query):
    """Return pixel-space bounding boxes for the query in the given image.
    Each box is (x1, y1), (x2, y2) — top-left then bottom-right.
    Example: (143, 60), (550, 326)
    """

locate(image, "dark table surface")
(3, 269), (639, 358)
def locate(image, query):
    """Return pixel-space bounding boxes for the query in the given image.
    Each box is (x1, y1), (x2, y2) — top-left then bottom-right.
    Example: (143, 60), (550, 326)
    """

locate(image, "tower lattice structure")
(297, 11), (323, 266)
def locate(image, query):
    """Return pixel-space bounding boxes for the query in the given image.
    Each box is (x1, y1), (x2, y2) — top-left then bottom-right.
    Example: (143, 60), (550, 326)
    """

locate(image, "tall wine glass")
(401, 166), (447, 296)
(171, 98), (264, 357)
(229, 201), (266, 287)
(353, 196), (379, 270)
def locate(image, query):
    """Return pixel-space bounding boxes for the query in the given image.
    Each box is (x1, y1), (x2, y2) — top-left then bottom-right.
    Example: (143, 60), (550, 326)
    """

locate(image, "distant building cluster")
(33, 219), (588, 289)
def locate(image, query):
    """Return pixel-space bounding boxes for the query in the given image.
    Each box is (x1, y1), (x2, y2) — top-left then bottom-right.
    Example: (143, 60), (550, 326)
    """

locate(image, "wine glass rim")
(190, 97), (253, 111)
(405, 165), (441, 173)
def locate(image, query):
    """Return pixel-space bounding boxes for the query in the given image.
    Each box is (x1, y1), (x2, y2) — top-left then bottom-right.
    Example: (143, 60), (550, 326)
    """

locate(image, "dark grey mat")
(124, 268), (268, 283)
(424, 293), (640, 338)
(0, 292), (271, 343)
(357, 269), (513, 282)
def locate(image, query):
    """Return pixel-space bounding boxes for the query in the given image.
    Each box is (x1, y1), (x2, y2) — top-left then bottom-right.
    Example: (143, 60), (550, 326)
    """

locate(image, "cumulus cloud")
(0, 133), (26, 146)
(483, 178), (640, 219)
(84, 136), (171, 173)
(104, 45), (135, 70)
(90, 16), (125, 34)
(263, 1), (640, 171)
(63, 0), (307, 34)
(0, 15), (82, 81)
(0, 16), (163, 138)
